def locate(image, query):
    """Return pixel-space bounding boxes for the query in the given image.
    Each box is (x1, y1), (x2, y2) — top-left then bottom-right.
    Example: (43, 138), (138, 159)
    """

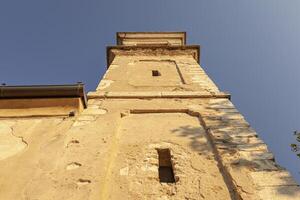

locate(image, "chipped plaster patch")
(0, 122), (27, 160)
(77, 179), (91, 186)
(77, 115), (96, 121)
(82, 107), (107, 115)
(66, 162), (82, 170)
(88, 99), (103, 105)
(109, 64), (120, 69)
(141, 165), (157, 172)
(120, 166), (129, 176)
(73, 121), (91, 127)
(98, 80), (114, 90)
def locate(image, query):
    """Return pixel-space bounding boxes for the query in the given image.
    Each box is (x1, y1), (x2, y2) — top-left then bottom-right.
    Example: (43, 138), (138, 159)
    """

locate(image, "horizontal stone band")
(88, 91), (231, 99)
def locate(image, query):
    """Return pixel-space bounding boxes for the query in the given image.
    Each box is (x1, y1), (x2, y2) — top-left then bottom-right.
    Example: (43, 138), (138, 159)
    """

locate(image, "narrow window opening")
(157, 149), (175, 183)
(152, 70), (161, 77)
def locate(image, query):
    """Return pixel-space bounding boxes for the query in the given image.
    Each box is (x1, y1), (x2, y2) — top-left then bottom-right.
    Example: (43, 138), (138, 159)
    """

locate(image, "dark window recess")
(157, 149), (175, 183)
(152, 70), (161, 77)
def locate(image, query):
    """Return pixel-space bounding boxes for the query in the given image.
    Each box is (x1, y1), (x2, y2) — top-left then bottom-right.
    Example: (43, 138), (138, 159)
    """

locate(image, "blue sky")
(1, 0), (300, 182)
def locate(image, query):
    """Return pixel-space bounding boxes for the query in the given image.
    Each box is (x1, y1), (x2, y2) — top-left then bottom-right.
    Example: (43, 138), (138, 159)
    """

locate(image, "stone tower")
(0, 32), (299, 200)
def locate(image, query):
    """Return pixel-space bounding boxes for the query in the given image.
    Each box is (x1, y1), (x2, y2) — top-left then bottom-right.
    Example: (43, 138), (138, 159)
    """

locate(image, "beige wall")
(1, 96), (297, 199)
(97, 54), (219, 94)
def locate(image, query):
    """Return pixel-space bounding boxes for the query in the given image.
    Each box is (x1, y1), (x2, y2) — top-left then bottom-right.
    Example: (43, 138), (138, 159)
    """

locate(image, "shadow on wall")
(170, 102), (300, 198)
(171, 125), (210, 153)
(208, 101), (300, 197)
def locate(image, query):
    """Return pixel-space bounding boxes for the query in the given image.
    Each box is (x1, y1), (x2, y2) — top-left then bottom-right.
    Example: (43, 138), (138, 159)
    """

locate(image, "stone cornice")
(106, 45), (200, 67)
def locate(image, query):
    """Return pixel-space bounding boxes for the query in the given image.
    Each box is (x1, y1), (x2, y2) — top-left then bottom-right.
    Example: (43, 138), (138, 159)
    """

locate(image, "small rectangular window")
(157, 149), (175, 183)
(152, 70), (161, 77)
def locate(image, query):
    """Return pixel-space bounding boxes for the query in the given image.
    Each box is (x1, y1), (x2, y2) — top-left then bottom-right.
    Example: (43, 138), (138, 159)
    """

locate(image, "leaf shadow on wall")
(170, 105), (299, 198)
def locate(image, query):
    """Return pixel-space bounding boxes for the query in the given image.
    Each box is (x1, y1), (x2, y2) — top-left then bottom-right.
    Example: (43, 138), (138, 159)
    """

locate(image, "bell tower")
(85, 32), (300, 199)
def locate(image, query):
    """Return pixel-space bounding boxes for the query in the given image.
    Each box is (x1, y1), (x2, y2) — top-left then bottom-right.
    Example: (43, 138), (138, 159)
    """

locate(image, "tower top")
(107, 32), (198, 66)
(116, 32), (186, 46)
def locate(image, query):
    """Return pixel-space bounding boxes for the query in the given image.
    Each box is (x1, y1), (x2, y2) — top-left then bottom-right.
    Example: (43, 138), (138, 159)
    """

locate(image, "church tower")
(87, 32), (300, 199)
(0, 32), (299, 200)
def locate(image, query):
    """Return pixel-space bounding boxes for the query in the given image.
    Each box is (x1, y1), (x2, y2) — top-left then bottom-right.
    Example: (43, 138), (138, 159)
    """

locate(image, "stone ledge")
(251, 171), (299, 187)
(210, 127), (258, 137)
(257, 185), (300, 200)
(238, 150), (274, 161)
(87, 91), (231, 99)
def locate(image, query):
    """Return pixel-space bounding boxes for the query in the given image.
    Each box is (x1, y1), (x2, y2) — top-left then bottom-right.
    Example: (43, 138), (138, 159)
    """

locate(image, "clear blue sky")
(1, 0), (300, 182)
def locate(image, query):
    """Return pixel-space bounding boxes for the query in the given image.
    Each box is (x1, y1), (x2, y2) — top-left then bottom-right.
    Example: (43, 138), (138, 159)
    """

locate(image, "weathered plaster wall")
(97, 54), (218, 93)
(102, 111), (230, 199)
(0, 97), (299, 200)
